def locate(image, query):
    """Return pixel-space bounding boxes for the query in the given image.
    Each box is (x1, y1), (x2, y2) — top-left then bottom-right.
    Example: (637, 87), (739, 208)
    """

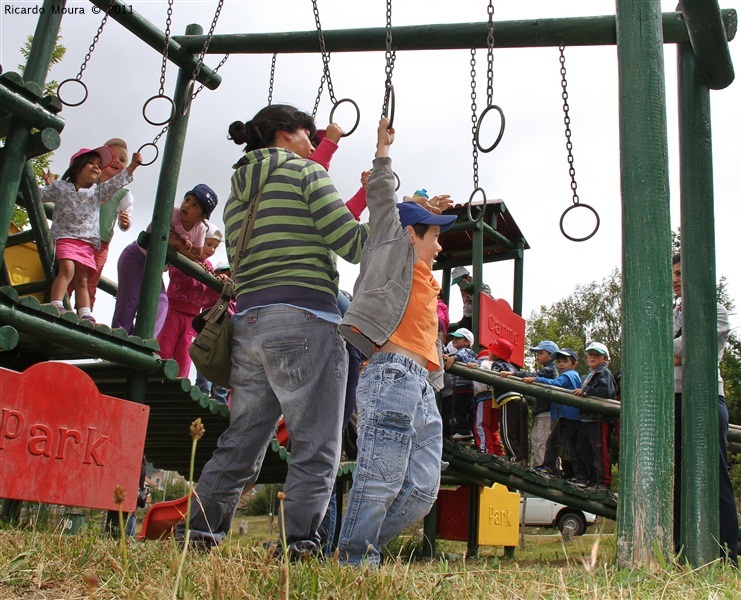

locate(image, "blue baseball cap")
(530, 340), (559, 355)
(186, 184), (218, 219)
(397, 202), (456, 232)
(554, 348), (578, 362)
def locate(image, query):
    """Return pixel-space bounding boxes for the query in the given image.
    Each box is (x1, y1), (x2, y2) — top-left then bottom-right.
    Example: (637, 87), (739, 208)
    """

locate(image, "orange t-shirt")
(388, 260), (441, 370)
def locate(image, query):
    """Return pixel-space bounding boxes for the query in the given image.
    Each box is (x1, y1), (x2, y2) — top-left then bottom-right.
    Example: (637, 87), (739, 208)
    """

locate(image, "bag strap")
(202, 184), (265, 326)
(235, 183), (266, 266)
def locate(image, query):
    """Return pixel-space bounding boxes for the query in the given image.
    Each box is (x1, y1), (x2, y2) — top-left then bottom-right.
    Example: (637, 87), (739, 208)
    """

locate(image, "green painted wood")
(447, 362), (621, 417)
(0, 83), (65, 131)
(677, 41), (721, 566)
(0, 0), (63, 265)
(26, 127), (61, 160)
(679, 0), (735, 89)
(87, 0), (221, 90)
(513, 242), (525, 316)
(172, 10), (737, 54)
(0, 302), (171, 376)
(615, 0), (674, 568)
(20, 162), (56, 298)
(0, 325), (19, 351)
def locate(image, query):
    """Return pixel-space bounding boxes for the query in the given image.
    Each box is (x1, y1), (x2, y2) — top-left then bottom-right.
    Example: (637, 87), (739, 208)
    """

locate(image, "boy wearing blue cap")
(501, 340), (559, 466)
(338, 118), (455, 566)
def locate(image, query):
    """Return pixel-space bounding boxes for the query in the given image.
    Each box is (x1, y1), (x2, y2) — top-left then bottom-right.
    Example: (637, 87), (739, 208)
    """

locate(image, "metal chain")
(559, 45), (579, 205)
(470, 49), (479, 190)
(312, 74), (326, 119)
(311, 0), (337, 104)
(381, 0), (396, 118)
(189, 0), (224, 86)
(267, 53), (277, 105)
(188, 53), (230, 103)
(75, 0), (115, 80)
(169, 227), (217, 276)
(157, 0), (174, 97)
(485, 0), (495, 105)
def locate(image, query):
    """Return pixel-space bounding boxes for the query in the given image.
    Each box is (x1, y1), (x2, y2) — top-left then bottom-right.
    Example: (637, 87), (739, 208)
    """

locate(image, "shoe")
(451, 433), (474, 442)
(567, 477), (589, 488)
(533, 466), (556, 477)
(264, 539), (319, 561)
(80, 314), (97, 324)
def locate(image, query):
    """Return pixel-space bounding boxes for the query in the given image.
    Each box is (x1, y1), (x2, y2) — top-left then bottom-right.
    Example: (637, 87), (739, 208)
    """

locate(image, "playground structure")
(0, 0), (739, 568)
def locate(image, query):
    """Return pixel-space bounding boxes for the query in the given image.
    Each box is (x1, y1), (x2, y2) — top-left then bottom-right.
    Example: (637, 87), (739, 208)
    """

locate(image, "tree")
(6, 34), (66, 229)
(526, 268), (622, 375)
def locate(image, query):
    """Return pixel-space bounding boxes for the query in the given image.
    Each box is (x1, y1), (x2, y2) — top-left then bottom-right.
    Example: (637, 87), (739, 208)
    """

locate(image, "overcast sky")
(1, 0), (739, 337)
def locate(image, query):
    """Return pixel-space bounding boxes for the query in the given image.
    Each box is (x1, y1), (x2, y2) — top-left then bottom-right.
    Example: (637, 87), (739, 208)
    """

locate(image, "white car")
(520, 494), (598, 536)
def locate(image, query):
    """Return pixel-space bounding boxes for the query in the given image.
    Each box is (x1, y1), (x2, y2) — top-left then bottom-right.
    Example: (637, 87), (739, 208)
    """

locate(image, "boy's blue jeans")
(338, 352), (443, 565)
(187, 306), (348, 548)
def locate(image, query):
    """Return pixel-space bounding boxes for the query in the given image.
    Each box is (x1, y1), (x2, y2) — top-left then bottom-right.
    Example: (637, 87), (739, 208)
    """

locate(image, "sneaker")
(80, 314), (97, 324)
(567, 477), (589, 488)
(533, 465), (556, 477)
(450, 433), (474, 442)
(264, 539), (319, 561)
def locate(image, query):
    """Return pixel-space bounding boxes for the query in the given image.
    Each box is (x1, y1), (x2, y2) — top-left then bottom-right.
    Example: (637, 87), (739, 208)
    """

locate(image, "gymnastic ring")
(559, 203), (600, 242)
(466, 187), (488, 223)
(142, 94), (176, 126)
(329, 98), (360, 137)
(475, 104), (506, 153)
(57, 78), (88, 107)
(383, 84), (396, 130)
(393, 170), (401, 192)
(137, 142), (160, 167)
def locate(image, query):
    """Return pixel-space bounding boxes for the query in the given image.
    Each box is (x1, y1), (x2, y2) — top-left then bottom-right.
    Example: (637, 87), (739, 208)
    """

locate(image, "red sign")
(0, 363), (149, 512)
(478, 295), (527, 368)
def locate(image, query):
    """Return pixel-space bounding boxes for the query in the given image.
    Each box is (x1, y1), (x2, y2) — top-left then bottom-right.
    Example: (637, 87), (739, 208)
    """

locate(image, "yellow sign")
(477, 483), (520, 546)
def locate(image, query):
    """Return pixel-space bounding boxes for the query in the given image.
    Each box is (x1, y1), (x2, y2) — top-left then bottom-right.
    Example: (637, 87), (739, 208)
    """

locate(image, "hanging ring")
(466, 187), (488, 223)
(559, 203), (600, 242)
(475, 104), (505, 153)
(383, 83), (396, 129)
(57, 78), (89, 107)
(393, 171), (401, 192)
(136, 143), (160, 167)
(142, 94), (176, 126)
(329, 98), (360, 137)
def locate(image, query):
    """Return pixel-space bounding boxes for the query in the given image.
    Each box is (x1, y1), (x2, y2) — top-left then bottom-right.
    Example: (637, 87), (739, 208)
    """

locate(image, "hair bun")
(227, 120), (249, 145)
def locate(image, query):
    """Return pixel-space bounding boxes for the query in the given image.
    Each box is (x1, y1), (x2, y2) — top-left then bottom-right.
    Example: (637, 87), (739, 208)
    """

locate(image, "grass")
(1, 514), (739, 599)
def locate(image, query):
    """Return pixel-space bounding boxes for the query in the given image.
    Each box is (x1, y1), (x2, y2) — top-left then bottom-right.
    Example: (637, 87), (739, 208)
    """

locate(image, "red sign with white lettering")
(478, 295), (527, 368)
(0, 363), (149, 512)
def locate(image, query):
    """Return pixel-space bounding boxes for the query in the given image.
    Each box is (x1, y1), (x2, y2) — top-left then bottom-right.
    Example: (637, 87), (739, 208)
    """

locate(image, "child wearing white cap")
(573, 342), (617, 489)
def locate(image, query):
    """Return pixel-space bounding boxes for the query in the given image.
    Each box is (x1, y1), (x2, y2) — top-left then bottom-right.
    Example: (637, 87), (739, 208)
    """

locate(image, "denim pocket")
(263, 338), (313, 392)
(357, 411), (411, 483)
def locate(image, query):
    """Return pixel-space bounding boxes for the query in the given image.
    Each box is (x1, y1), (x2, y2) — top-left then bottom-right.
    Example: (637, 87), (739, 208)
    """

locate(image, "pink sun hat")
(69, 145), (115, 169)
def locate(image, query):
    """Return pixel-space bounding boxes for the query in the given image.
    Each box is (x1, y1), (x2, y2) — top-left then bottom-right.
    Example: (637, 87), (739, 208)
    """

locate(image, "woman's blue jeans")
(187, 306), (348, 548)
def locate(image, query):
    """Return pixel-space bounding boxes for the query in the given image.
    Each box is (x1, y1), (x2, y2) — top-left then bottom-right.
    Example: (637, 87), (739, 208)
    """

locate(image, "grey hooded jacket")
(339, 156), (444, 390)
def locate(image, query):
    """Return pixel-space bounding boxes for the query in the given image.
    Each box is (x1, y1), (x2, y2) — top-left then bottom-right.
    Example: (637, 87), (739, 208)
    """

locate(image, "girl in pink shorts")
(42, 145), (141, 322)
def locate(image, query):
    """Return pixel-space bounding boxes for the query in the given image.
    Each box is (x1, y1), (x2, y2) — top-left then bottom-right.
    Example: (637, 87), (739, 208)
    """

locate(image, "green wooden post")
(677, 41), (720, 567)
(512, 242), (524, 316)
(127, 24), (202, 403)
(0, 0), (63, 259)
(20, 162), (56, 297)
(615, 0), (674, 568)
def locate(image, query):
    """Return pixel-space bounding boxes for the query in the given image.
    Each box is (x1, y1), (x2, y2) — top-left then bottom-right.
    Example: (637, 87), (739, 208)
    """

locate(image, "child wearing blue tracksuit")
(524, 348), (584, 481)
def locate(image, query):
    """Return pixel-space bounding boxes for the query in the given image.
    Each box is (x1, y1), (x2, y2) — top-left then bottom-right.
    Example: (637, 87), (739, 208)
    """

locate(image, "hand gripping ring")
(475, 104), (506, 153)
(466, 187), (488, 223)
(329, 98), (360, 137)
(57, 78), (89, 107)
(383, 84), (396, 130)
(137, 143), (160, 167)
(142, 94), (176, 126)
(559, 203), (600, 242)
(393, 171), (401, 192)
